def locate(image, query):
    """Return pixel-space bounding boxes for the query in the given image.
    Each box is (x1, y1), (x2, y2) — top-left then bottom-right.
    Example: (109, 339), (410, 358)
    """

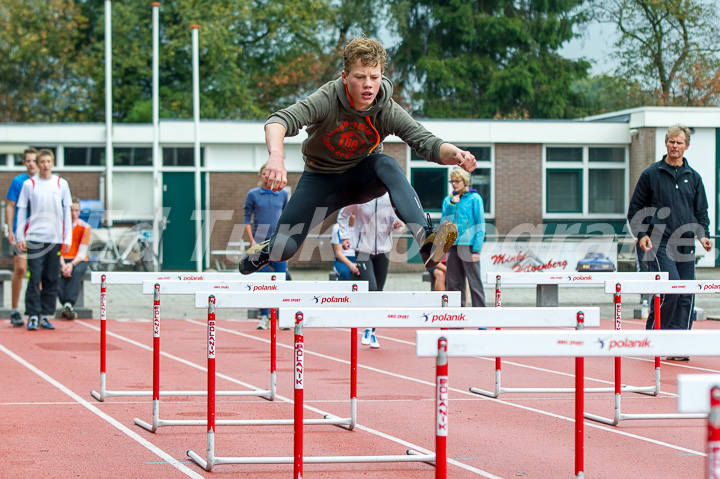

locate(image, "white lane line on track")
(192, 320), (710, 458)
(0, 342), (204, 479)
(78, 317), (709, 472)
(76, 319), (503, 479)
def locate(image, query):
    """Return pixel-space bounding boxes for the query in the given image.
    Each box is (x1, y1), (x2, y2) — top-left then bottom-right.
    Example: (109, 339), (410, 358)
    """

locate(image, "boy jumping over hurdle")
(239, 36), (476, 274)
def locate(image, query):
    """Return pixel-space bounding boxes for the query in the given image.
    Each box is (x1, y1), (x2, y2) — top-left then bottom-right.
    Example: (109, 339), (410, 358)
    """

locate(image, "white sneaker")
(257, 315), (269, 330)
(369, 333), (380, 349)
(360, 328), (372, 345)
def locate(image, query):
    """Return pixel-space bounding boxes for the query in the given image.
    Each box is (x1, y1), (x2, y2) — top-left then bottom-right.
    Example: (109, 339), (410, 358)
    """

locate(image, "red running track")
(1, 314), (718, 478)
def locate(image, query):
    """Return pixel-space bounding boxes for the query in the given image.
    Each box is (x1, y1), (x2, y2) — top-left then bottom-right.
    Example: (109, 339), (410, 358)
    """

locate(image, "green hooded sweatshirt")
(266, 76), (445, 173)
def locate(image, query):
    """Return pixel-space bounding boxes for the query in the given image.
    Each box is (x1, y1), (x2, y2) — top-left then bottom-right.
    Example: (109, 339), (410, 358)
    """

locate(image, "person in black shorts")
(239, 36), (476, 274)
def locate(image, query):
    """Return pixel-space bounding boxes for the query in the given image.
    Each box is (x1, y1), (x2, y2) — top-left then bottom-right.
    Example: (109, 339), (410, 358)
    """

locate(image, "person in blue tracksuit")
(244, 163), (289, 330)
(441, 168), (485, 307)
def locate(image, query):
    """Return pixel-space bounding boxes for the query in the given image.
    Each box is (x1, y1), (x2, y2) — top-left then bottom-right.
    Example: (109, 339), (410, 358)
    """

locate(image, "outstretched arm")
(439, 143), (476, 172)
(264, 122), (288, 192)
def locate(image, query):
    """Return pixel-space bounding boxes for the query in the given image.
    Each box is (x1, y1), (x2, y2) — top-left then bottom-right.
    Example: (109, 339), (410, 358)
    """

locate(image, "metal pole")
(191, 25), (202, 272)
(104, 0), (114, 225)
(152, 2), (161, 264)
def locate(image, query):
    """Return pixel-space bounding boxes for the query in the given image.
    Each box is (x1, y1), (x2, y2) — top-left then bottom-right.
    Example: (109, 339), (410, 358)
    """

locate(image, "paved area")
(70, 267), (720, 322)
(5, 268), (720, 322)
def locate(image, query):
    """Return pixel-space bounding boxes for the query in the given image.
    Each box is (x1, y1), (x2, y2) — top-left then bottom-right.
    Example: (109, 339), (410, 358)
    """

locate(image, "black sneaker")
(418, 220), (457, 268)
(27, 316), (38, 331)
(39, 317), (55, 330)
(60, 305), (76, 320)
(239, 240), (270, 275)
(10, 311), (24, 327)
(665, 356), (690, 361)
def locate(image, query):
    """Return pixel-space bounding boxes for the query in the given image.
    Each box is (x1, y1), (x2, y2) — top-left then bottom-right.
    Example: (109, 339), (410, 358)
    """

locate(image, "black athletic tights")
(267, 154), (429, 262)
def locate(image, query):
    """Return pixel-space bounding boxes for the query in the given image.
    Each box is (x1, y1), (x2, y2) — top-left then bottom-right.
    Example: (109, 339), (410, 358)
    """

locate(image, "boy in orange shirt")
(58, 198), (91, 319)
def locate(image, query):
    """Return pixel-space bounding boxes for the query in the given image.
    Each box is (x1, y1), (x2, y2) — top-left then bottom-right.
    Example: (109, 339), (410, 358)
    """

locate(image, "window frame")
(407, 145), (495, 220)
(543, 145), (628, 219)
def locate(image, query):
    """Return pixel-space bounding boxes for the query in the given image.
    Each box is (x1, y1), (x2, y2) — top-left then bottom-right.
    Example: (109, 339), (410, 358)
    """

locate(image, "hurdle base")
(91, 388), (273, 401)
(137, 416), (353, 429)
(187, 449), (211, 471)
(324, 413), (354, 430)
(470, 384), (657, 397)
(406, 448), (436, 466)
(189, 453), (437, 466)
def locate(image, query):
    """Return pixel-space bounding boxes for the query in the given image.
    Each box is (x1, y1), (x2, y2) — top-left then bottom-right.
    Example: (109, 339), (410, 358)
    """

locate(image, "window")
(470, 168), (491, 213)
(589, 169), (624, 214)
(544, 146), (627, 217)
(114, 147), (152, 166)
(24, 147), (57, 165)
(546, 169), (581, 213)
(65, 147), (105, 166)
(547, 147), (582, 162)
(163, 147), (204, 167)
(410, 146), (493, 216)
(411, 168), (447, 213)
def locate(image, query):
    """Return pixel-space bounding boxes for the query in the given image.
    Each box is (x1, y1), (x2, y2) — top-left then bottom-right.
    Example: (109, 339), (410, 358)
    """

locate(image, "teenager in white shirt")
(16, 149), (72, 330)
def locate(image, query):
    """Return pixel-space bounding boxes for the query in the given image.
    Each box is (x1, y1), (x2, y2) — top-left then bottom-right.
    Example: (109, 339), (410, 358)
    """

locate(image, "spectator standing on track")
(238, 36), (475, 277)
(4, 148), (39, 327)
(338, 192), (404, 349)
(441, 168), (486, 307)
(426, 254), (447, 291)
(16, 149), (72, 331)
(330, 216), (359, 281)
(627, 123), (712, 359)
(244, 163), (289, 330)
(58, 198), (91, 320)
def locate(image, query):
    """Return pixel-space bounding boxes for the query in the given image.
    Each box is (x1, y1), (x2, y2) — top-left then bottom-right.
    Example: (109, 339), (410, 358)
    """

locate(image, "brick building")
(1, 106), (718, 271)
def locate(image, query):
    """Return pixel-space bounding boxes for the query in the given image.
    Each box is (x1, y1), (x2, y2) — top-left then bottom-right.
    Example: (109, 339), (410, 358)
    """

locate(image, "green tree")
(585, 0), (720, 106)
(387, 0), (591, 119)
(1, 1), (388, 123)
(0, 0), (96, 122)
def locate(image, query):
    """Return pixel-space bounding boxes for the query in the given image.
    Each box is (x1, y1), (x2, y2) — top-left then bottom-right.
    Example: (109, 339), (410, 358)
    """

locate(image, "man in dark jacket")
(627, 124), (712, 349)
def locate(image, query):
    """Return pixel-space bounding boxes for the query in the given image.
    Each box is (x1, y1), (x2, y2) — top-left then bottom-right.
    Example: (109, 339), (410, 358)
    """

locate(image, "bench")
(0, 268), (93, 319)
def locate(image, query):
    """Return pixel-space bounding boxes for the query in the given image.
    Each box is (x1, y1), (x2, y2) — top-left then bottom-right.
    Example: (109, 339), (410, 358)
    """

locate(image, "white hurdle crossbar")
(416, 329), (720, 479)
(89, 271), (283, 401)
(472, 271), (668, 399)
(583, 279), (720, 426)
(134, 280), (367, 432)
(187, 305), (599, 474)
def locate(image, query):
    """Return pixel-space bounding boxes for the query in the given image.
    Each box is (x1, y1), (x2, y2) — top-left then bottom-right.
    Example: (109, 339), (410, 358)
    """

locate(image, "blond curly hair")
(343, 36), (387, 74)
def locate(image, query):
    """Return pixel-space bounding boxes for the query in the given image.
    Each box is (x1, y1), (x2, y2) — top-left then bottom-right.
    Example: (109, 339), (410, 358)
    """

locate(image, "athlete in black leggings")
(239, 37), (475, 274)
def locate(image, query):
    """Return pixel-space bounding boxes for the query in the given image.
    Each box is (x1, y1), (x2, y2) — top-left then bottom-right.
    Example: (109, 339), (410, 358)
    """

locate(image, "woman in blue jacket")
(441, 168), (486, 307)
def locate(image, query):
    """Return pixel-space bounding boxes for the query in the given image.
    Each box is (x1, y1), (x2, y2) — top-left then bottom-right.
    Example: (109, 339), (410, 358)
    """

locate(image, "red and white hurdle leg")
(435, 338), (449, 479)
(91, 275), (108, 401)
(187, 296), (217, 471)
(709, 386), (720, 479)
(294, 312), (305, 479)
(135, 284), (162, 431)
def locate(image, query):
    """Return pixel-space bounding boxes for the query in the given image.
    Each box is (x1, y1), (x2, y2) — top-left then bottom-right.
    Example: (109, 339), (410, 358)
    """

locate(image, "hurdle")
(584, 279), (720, 425)
(678, 374), (720, 479)
(471, 271), (668, 399)
(89, 271), (283, 401)
(416, 328), (720, 479)
(177, 290), (457, 437)
(187, 304), (600, 473)
(133, 280), (371, 432)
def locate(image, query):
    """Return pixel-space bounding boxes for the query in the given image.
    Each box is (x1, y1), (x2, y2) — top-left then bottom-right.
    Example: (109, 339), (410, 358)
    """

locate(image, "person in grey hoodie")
(239, 36), (476, 275)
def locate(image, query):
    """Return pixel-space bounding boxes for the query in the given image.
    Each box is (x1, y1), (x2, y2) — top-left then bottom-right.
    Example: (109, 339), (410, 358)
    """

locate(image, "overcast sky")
(559, 22), (621, 75)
